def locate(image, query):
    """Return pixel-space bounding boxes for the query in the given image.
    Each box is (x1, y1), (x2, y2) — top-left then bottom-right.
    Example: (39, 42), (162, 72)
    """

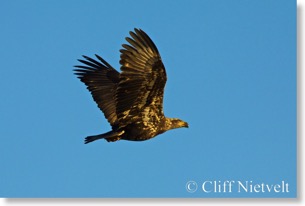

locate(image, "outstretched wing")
(74, 55), (119, 126)
(116, 28), (167, 125)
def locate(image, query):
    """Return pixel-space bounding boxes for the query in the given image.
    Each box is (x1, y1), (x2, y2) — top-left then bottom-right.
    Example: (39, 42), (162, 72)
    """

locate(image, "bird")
(74, 28), (188, 144)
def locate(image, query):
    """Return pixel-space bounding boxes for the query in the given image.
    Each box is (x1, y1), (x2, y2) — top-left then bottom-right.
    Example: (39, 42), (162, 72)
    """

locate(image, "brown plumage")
(74, 28), (188, 144)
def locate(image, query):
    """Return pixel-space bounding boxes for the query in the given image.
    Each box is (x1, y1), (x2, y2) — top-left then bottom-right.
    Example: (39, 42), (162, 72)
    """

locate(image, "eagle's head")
(165, 118), (189, 130)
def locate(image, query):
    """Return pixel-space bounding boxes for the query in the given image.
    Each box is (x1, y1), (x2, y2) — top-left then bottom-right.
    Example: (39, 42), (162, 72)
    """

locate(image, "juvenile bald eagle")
(74, 28), (188, 144)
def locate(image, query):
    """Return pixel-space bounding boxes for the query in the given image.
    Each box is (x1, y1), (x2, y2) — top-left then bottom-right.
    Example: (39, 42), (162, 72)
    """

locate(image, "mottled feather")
(116, 29), (167, 127)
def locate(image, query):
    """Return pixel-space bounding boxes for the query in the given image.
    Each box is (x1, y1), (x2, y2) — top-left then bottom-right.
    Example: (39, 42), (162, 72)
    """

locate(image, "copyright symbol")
(186, 180), (198, 193)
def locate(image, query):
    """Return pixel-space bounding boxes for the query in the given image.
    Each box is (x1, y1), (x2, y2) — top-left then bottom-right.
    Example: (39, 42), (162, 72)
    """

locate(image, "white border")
(0, 0), (302, 205)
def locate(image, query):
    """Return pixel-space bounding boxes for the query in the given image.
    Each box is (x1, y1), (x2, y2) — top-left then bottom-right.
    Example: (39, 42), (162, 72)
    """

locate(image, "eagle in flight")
(74, 28), (188, 144)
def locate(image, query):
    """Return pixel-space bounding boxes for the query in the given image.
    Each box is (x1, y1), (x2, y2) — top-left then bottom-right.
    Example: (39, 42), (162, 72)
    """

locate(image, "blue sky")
(0, 0), (296, 197)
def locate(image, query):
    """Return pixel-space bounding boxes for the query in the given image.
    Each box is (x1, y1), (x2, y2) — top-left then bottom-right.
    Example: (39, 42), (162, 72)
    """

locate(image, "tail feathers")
(84, 130), (124, 144)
